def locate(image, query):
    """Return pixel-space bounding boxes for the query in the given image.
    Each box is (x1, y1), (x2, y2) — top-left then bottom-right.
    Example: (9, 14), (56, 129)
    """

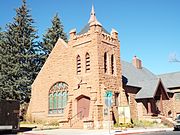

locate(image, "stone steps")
(160, 116), (174, 127)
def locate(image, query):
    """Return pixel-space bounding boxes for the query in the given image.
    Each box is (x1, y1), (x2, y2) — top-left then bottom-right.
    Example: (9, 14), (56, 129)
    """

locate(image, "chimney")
(132, 56), (142, 69)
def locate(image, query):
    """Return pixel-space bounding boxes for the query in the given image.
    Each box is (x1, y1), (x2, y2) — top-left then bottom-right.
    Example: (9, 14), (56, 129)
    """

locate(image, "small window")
(85, 53), (90, 72)
(104, 52), (107, 73)
(77, 55), (81, 74)
(175, 93), (180, 101)
(111, 54), (114, 74)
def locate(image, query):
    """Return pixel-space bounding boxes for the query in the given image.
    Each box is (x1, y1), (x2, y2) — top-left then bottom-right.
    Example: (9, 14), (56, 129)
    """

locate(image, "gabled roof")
(135, 79), (159, 99)
(122, 60), (171, 99)
(158, 72), (180, 89)
(135, 79), (169, 99)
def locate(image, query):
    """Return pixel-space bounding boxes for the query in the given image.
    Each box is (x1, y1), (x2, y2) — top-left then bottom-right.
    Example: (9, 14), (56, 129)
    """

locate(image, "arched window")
(104, 52), (107, 73)
(85, 53), (90, 72)
(77, 55), (81, 74)
(111, 54), (114, 74)
(49, 82), (68, 114)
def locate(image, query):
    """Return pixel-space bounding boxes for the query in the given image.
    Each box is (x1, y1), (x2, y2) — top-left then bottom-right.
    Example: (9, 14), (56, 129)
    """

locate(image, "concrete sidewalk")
(23, 127), (173, 135)
(114, 127), (173, 134)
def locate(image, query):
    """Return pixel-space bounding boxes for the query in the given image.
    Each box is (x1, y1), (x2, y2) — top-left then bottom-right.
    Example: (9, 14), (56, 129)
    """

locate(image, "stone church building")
(27, 6), (128, 129)
(27, 6), (180, 129)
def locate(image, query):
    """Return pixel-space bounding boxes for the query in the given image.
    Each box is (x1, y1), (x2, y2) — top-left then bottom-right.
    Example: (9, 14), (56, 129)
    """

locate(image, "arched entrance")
(77, 95), (90, 118)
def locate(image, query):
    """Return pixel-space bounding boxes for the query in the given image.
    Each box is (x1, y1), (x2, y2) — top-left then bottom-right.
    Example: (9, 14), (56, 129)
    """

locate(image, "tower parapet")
(69, 28), (76, 39)
(69, 5), (119, 47)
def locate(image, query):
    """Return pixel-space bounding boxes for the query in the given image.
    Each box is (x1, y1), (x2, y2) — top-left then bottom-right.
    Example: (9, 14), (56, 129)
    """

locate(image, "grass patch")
(114, 123), (134, 128)
(114, 120), (166, 129)
(132, 120), (165, 128)
(20, 120), (59, 130)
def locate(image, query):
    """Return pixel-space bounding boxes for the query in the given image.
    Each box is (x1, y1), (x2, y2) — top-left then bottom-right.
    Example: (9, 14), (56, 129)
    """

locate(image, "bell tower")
(67, 5), (127, 129)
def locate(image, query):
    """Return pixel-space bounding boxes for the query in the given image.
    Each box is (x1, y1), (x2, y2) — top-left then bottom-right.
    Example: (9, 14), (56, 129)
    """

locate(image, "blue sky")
(0, 0), (180, 74)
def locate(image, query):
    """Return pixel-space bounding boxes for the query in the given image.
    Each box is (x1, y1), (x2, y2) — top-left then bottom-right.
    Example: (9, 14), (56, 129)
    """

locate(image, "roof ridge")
(158, 71), (180, 76)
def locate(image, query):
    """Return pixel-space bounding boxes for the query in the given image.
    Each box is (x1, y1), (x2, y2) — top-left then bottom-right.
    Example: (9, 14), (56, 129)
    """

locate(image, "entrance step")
(70, 119), (83, 128)
(159, 115), (174, 127)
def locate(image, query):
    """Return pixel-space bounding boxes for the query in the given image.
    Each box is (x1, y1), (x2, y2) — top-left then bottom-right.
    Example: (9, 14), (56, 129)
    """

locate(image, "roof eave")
(135, 96), (153, 100)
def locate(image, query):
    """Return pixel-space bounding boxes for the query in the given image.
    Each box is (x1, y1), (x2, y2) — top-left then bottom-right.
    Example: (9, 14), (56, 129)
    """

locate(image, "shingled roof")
(122, 60), (157, 87)
(78, 23), (109, 35)
(122, 60), (171, 99)
(158, 72), (180, 89)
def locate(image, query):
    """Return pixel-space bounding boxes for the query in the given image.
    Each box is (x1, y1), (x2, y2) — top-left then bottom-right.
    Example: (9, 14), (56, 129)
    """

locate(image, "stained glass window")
(57, 92), (62, 113)
(49, 82), (68, 114)
(53, 92), (57, 113)
(49, 94), (53, 114)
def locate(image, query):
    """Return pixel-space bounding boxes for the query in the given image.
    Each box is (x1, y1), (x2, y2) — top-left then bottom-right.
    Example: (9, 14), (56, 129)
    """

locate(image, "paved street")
(132, 130), (180, 135)
(0, 128), (176, 135)
(21, 128), (174, 135)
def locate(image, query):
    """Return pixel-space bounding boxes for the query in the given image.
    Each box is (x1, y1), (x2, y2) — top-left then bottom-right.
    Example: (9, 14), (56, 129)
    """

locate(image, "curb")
(23, 133), (46, 135)
(114, 129), (171, 135)
(23, 128), (173, 135)
(115, 131), (145, 135)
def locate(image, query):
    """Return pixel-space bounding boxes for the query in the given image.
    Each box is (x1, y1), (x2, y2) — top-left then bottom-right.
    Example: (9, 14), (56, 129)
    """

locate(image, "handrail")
(71, 111), (83, 120)
(69, 111), (84, 127)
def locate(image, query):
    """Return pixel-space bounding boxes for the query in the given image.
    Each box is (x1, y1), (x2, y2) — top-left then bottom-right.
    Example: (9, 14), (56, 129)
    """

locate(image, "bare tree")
(169, 52), (180, 62)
